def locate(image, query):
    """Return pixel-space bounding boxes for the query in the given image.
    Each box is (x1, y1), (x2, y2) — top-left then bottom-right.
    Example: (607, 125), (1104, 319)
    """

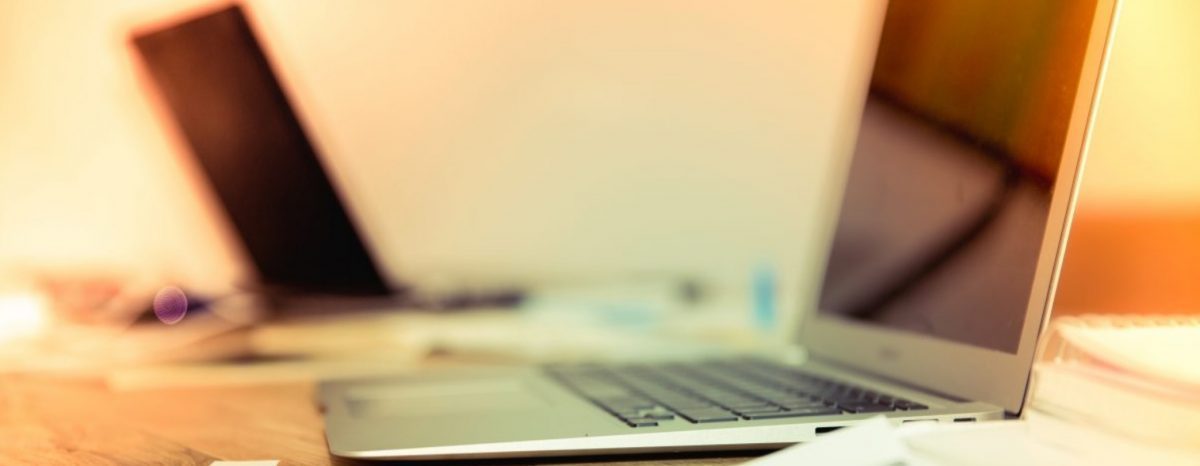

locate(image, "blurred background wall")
(1, 0), (1197, 316)
(1052, 0), (1200, 315)
(0, 0), (880, 305)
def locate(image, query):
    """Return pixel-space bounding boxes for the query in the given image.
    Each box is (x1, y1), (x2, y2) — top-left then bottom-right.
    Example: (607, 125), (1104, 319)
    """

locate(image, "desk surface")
(0, 374), (760, 465)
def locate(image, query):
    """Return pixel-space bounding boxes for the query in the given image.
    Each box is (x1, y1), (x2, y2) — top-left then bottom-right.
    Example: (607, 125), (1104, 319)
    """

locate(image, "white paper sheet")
(743, 417), (922, 466)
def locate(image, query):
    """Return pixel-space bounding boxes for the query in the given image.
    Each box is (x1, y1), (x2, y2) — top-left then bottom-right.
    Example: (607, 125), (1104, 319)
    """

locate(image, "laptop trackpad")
(345, 377), (548, 418)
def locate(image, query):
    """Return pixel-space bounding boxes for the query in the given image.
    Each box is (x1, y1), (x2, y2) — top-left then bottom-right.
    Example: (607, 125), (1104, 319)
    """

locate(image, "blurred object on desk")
(249, 309), (438, 362)
(107, 301), (749, 391)
(255, 292), (773, 369)
(1055, 211), (1200, 317)
(521, 273), (707, 331)
(1, 272), (780, 393)
(173, 276), (786, 388)
(0, 291), (47, 344)
(105, 354), (421, 391)
(0, 288), (265, 376)
(1030, 315), (1200, 455)
(0, 266), (160, 329)
(33, 269), (159, 325)
(1042, 314), (1200, 390)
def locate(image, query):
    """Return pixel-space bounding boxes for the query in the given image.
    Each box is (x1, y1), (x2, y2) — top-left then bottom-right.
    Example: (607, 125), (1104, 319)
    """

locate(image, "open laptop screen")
(818, 0), (1101, 353)
(133, 6), (391, 297)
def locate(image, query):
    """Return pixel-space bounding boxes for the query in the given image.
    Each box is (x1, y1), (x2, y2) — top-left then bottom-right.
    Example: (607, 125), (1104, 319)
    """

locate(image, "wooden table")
(0, 374), (760, 465)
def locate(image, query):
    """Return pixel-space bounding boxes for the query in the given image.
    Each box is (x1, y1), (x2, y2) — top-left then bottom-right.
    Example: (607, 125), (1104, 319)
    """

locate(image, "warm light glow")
(1077, 0), (1200, 211)
(0, 293), (48, 343)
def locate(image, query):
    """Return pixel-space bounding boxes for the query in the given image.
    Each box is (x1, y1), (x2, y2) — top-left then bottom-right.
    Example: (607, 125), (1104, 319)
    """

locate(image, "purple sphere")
(153, 286), (188, 325)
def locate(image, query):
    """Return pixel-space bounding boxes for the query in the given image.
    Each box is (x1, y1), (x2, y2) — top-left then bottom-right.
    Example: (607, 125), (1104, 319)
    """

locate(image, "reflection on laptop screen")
(818, 0), (1100, 353)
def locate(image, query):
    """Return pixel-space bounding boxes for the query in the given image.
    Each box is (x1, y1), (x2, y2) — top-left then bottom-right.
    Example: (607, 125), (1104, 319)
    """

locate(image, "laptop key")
(621, 418), (660, 427)
(744, 407), (841, 419)
(733, 407), (783, 414)
(678, 410), (740, 423)
(839, 403), (895, 414)
(726, 402), (776, 410)
(736, 410), (787, 418)
(780, 401), (827, 410)
(894, 401), (928, 411)
(664, 401), (715, 410)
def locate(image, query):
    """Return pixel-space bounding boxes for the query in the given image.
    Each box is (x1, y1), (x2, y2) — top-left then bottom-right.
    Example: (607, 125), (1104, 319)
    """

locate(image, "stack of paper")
(1028, 315), (1200, 459)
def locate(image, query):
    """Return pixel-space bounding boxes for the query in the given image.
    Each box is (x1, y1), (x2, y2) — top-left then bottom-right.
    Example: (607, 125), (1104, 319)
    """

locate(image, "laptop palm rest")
(346, 379), (548, 418)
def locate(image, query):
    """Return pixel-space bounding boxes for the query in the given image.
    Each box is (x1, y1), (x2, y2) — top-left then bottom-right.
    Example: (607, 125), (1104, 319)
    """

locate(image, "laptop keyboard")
(546, 359), (927, 428)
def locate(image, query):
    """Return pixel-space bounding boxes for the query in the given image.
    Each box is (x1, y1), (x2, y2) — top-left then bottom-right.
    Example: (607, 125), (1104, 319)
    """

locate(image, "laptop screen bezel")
(798, 0), (1120, 415)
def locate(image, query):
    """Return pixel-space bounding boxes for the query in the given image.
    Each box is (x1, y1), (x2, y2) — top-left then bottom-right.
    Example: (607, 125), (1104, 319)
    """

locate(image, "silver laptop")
(320, 0), (1119, 460)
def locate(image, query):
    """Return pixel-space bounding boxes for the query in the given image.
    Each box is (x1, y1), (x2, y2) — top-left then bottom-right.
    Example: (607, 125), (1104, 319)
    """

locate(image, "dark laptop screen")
(818, 0), (1100, 353)
(133, 5), (390, 296)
